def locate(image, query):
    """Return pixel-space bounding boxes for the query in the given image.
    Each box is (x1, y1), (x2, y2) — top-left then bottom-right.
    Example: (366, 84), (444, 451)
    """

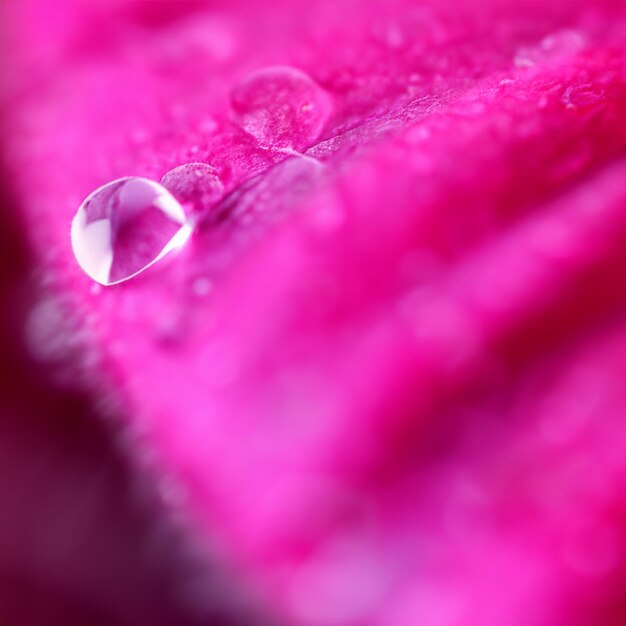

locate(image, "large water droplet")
(71, 177), (192, 285)
(161, 162), (224, 216)
(230, 65), (333, 152)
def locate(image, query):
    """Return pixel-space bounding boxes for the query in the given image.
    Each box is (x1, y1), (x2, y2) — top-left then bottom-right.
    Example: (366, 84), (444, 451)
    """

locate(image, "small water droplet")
(372, 21), (406, 50)
(198, 117), (218, 134)
(561, 83), (604, 109)
(514, 29), (586, 69)
(192, 276), (213, 297)
(540, 29), (586, 55)
(161, 162), (224, 216)
(453, 99), (487, 117)
(230, 65), (333, 152)
(154, 314), (185, 347)
(71, 177), (192, 286)
(537, 94), (549, 109)
(514, 52), (535, 69)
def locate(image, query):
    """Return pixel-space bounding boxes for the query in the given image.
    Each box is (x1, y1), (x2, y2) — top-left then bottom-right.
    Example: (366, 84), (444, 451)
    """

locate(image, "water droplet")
(513, 52), (535, 69)
(372, 21), (407, 50)
(514, 30), (586, 69)
(198, 117), (218, 134)
(561, 83), (604, 109)
(540, 29), (586, 55)
(161, 162), (224, 216)
(230, 65), (333, 152)
(192, 276), (213, 297)
(71, 177), (192, 286)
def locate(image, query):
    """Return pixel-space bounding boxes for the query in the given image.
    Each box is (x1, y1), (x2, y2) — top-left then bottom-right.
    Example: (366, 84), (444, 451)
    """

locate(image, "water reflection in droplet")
(71, 177), (192, 285)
